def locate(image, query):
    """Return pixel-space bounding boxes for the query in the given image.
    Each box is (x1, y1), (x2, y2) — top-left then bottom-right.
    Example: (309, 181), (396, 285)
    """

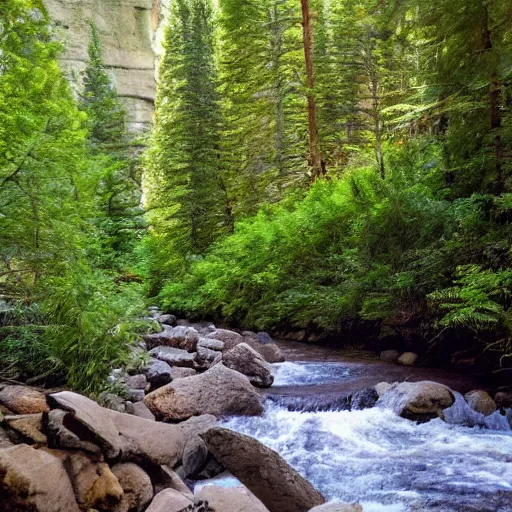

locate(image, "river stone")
(171, 367), (198, 380)
(152, 465), (194, 499)
(201, 427), (325, 512)
(178, 414), (217, 437)
(198, 337), (224, 351)
(206, 329), (244, 350)
(196, 344), (222, 369)
(145, 488), (193, 512)
(0, 385), (49, 415)
(158, 314), (177, 325)
(309, 504), (363, 512)
(2, 414), (47, 445)
(0, 444), (81, 512)
(379, 350), (400, 363)
(48, 391), (186, 465)
(350, 388), (378, 410)
(374, 382), (392, 397)
(148, 346), (197, 368)
(195, 485), (270, 512)
(124, 374), (148, 390)
(144, 364), (263, 420)
(145, 326), (200, 352)
(126, 401), (155, 421)
(182, 435), (209, 478)
(112, 463), (153, 512)
(464, 390), (497, 416)
(222, 343), (274, 388)
(241, 332), (284, 363)
(397, 352), (419, 366)
(142, 358), (173, 388)
(43, 448), (123, 510)
(98, 392), (127, 413)
(378, 381), (455, 422)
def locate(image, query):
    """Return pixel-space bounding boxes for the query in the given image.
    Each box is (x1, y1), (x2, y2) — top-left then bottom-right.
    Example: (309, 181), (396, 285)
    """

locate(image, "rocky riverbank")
(1, 310), (511, 511)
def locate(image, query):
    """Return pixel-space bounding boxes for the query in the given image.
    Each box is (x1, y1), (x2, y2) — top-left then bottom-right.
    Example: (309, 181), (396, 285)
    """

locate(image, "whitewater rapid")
(220, 360), (512, 512)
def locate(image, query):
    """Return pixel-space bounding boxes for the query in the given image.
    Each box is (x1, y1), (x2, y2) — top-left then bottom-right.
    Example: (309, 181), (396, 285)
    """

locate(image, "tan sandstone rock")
(397, 352), (419, 366)
(464, 390), (497, 416)
(111, 463), (154, 512)
(145, 488), (193, 512)
(201, 427), (325, 512)
(144, 364), (263, 421)
(0, 385), (49, 415)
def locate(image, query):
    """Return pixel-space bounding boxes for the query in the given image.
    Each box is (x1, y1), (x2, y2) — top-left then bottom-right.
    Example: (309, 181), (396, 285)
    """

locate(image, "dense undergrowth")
(158, 142), (512, 363)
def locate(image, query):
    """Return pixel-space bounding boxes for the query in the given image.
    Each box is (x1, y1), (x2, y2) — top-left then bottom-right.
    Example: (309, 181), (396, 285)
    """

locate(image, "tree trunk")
(300, 0), (324, 180)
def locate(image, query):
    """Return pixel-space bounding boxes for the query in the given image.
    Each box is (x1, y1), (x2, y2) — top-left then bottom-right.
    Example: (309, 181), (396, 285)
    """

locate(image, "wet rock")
(48, 391), (186, 465)
(464, 390), (497, 416)
(145, 488), (193, 512)
(397, 352), (419, 366)
(309, 504), (363, 512)
(201, 427), (325, 512)
(495, 391), (512, 408)
(142, 358), (174, 388)
(148, 346), (196, 368)
(125, 401), (155, 421)
(379, 350), (400, 363)
(2, 414), (47, 445)
(112, 463), (153, 512)
(350, 388), (378, 410)
(144, 364), (263, 421)
(145, 326), (200, 352)
(0, 444), (81, 511)
(378, 381), (455, 422)
(374, 382), (392, 397)
(44, 448), (123, 510)
(195, 484), (270, 512)
(0, 385), (49, 415)
(205, 329), (244, 350)
(182, 435), (209, 478)
(223, 343), (274, 388)
(157, 314), (177, 325)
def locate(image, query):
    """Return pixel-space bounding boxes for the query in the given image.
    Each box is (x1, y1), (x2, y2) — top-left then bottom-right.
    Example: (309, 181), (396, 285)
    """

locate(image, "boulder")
(182, 435), (209, 478)
(374, 382), (392, 397)
(145, 326), (200, 352)
(142, 359), (173, 388)
(43, 448), (123, 511)
(378, 381), (455, 422)
(112, 463), (154, 512)
(157, 314), (177, 325)
(397, 352), (418, 366)
(379, 350), (400, 363)
(350, 388), (378, 410)
(309, 504), (363, 512)
(144, 364), (263, 421)
(178, 414), (217, 437)
(222, 343), (274, 388)
(205, 329), (244, 350)
(195, 485), (270, 512)
(464, 390), (497, 416)
(145, 488), (193, 512)
(198, 338), (224, 351)
(196, 344), (222, 370)
(0, 444), (80, 511)
(48, 391), (186, 465)
(0, 385), (49, 415)
(242, 332), (284, 363)
(152, 466), (194, 499)
(125, 389), (145, 403)
(124, 374), (147, 390)
(201, 427), (325, 512)
(125, 401), (155, 421)
(148, 346), (196, 368)
(495, 391), (512, 408)
(2, 414), (47, 445)
(171, 367), (198, 380)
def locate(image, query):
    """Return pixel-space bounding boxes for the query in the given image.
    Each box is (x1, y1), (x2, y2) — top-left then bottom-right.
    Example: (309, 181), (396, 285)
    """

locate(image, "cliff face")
(44, 0), (170, 133)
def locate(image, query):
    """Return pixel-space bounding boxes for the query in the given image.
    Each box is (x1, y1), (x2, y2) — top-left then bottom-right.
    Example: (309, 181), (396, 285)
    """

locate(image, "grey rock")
(145, 488), (193, 512)
(142, 358), (173, 388)
(158, 314), (177, 325)
(98, 392), (126, 413)
(379, 350), (400, 363)
(124, 374), (148, 390)
(149, 346), (197, 368)
(145, 326), (200, 352)
(350, 388), (379, 410)
(223, 343), (274, 388)
(126, 401), (155, 421)
(195, 485), (270, 512)
(198, 338), (224, 351)
(125, 389), (145, 403)
(182, 435), (209, 478)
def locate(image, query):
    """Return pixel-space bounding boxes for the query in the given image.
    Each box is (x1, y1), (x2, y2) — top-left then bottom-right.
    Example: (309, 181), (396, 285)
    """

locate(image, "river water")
(220, 341), (512, 512)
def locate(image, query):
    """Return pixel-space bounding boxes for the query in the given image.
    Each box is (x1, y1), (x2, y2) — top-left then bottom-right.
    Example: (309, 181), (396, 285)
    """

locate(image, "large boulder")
(464, 390), (497, 416)
(0, 385), (49, 415)
(47, 391), (186, 465)
(223, 343), (274, 388)
(145, 326), (200, 352)
(43, 448), (123, 511)
(2, 414), (47, 445)
(205, 329), (243, 350)
(378, 381), (455, 422)
(144, 364), (263, 421)
(195, 485), (270, 512)
(112, 463), (154, 512)
(145, 488), (193, 512)
(0, 444), (81, 512)
(241, 332), (284, 363)
(148, 346), (197, 368)
(142, 359), (174, 388)
(201, 427), (325, 512)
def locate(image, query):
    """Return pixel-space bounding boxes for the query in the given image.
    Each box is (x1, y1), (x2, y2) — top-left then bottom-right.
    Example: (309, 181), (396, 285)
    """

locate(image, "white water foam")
(272, 361), (351, 386)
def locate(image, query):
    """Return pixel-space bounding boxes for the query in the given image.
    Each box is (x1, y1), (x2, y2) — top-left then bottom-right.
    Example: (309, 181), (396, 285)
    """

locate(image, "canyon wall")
(44, 0), (170, 133)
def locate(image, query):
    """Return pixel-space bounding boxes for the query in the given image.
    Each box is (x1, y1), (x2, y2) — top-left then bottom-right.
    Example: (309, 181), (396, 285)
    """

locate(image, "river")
(218, 341), (512, 512)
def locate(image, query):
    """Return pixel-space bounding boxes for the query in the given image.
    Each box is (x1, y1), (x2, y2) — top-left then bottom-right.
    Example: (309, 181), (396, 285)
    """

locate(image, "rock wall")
(44, 0), (170, 133)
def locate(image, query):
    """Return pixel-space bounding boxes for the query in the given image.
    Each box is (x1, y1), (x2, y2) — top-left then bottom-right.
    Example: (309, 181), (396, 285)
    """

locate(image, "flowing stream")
(219, 342), (512, 512)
